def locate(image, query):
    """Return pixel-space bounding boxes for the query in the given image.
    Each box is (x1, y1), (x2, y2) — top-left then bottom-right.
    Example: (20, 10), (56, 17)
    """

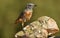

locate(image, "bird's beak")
(34, 5), (37, 7)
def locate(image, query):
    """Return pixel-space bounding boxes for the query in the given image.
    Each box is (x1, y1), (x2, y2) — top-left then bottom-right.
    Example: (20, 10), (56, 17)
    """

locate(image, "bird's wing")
(16, 11), (25, 21)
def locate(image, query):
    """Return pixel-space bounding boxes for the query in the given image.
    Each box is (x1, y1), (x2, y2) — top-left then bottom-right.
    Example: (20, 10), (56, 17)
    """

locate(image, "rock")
(15, 16), (59, 38)
(15, 31), (25, 38)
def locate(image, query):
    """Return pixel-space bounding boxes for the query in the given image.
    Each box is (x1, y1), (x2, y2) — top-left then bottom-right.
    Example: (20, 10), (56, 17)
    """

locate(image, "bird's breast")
(24, 11), (32, 20)
(25, 11), (32, 16)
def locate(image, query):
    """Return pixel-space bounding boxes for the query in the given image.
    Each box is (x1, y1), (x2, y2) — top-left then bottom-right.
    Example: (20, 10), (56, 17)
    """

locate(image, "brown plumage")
(15, 11), (32, 26)
(15, 3), (36, 26)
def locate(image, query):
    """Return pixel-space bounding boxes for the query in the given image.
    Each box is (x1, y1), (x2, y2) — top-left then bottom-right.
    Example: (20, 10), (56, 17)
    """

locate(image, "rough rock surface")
(15, 16), (59, 38)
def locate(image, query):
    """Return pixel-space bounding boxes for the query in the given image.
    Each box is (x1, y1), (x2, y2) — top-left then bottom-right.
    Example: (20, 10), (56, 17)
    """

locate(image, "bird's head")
(26, 3), (37, 9)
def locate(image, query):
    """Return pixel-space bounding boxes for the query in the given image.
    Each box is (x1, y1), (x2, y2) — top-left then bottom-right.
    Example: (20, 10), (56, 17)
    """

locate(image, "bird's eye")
(28, 5), (31, 6)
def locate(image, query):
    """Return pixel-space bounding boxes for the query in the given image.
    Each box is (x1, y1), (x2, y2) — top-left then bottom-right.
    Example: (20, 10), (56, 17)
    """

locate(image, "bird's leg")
(18, 18), (24, 27)
(22, 21), (24, 27)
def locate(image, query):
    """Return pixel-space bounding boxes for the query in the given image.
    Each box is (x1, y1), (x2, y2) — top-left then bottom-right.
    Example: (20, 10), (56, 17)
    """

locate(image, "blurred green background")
(0, 0), (60, 38)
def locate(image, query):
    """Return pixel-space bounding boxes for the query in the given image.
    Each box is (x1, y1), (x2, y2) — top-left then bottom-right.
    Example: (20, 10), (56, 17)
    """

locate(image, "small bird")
(15, 3), (36, 27)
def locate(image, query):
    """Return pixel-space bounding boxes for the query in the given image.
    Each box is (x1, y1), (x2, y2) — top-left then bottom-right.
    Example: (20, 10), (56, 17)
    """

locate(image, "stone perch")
(15, 16), (59, 38)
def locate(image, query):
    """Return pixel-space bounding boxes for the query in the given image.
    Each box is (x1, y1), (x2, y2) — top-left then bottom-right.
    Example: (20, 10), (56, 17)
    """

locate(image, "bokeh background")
(0, 0), (60, 38)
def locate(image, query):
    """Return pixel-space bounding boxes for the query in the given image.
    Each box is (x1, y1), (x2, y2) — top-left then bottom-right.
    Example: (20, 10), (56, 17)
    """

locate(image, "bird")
(15, 3), (36, 27)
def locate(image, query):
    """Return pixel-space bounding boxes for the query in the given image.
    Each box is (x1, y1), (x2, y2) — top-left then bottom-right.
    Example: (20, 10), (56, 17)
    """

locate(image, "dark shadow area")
(55, 36), (60, 38)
